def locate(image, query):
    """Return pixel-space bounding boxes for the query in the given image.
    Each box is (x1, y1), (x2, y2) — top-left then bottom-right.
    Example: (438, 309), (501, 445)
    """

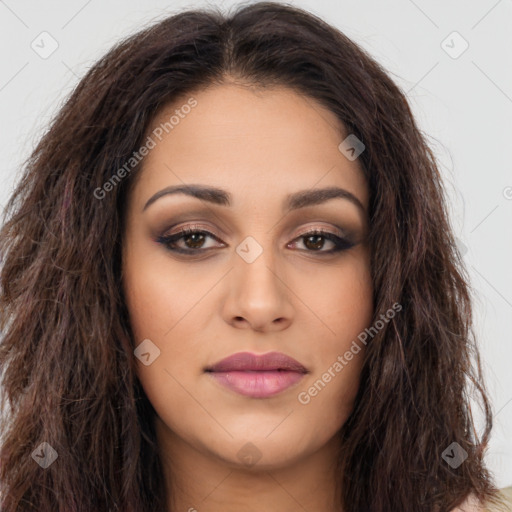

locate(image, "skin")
(121, 81), (474, 512)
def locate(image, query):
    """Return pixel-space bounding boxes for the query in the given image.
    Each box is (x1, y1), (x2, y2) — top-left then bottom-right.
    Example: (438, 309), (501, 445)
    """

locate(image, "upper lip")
(205, 351), (308, 373)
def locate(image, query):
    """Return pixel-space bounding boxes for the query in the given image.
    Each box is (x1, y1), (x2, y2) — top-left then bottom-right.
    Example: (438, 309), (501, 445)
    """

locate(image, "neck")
(155, 416), (343, 512)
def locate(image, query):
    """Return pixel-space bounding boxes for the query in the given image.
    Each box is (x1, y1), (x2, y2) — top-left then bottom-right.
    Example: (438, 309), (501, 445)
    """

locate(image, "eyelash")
(156, 225), (355, 256)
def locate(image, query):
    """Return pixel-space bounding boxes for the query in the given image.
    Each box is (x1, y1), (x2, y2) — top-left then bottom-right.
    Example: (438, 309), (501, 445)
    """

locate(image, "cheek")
(297, 253), (372, 414)
(122, 247), (202, 344)
(122, 242), (222, 410)
(305, 250), (373, 345)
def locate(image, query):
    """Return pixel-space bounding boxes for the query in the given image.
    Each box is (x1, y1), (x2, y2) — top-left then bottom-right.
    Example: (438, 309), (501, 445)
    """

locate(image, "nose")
(221, 239), (294, 333)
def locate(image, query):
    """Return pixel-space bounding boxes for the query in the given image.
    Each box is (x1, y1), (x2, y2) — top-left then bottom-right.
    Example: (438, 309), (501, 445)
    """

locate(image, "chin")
(201, 427), (332, 472)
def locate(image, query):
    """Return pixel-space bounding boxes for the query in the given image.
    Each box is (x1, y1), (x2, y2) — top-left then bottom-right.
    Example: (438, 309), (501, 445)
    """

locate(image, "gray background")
(1, 0), (511, 486)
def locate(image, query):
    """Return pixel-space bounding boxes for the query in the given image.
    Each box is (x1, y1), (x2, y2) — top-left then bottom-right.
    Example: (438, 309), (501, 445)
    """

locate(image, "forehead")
(130, 83), (368, 212)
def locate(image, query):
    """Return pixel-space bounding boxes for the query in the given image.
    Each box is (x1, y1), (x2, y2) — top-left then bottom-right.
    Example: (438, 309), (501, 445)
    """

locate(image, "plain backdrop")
(0, 0), (511, 487)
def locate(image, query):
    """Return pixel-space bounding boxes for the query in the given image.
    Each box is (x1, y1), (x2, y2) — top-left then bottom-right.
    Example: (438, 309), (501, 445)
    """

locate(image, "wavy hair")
(0, 2), (503, 510)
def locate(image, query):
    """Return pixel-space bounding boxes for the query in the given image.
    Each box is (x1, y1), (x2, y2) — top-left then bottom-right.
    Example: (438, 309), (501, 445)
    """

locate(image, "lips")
(206, 351), (308, 373)
(205, 351), (308, 398)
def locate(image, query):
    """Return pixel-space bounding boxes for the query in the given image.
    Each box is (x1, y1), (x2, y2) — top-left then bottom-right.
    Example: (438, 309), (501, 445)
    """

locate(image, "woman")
(0, 2), (509, 511)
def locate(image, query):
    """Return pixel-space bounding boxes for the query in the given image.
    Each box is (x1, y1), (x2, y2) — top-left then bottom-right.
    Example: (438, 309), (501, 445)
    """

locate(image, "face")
(122, 82), (373, 471)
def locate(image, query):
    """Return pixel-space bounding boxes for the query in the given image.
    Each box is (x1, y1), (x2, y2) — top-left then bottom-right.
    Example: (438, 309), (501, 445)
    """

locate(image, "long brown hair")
(0, 2), (503, 510)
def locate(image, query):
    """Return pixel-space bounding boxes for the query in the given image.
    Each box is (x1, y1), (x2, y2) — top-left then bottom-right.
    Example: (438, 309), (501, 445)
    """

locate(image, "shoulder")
(450, 494), (485, 512)
(451, 488), (512, 512)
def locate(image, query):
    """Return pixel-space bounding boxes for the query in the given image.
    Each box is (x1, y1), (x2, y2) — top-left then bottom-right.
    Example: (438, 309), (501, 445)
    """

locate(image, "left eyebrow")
(142, 184), (366, 214)
(286, 186), (365, 214)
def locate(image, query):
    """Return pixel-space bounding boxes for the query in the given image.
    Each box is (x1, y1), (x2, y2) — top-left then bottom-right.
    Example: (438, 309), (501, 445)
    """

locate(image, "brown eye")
(303, 233), (329, 251)
(181, 231), (207, 249)
(289, 229), (355, 254)
(157, 227), (224, 254)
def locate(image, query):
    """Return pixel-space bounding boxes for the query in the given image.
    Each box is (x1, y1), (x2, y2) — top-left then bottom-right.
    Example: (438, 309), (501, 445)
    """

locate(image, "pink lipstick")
(205, 351), (308, 398)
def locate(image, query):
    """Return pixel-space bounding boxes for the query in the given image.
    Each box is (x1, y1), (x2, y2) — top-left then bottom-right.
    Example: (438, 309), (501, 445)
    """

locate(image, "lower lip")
(208, 370), (305, 398)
